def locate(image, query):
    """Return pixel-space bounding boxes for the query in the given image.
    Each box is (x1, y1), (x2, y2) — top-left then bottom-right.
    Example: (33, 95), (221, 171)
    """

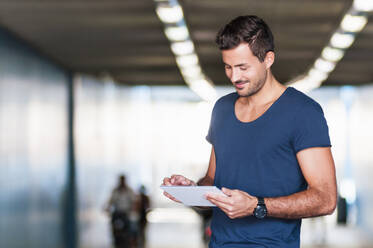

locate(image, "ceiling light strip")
(290, 0), (370, 92)
(154, 0), (217, 102)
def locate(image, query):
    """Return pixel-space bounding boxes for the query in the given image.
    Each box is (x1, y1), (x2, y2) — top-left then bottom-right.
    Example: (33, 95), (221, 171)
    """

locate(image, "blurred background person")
(105, 174), (136, 248)
(137, 185), (150, 248)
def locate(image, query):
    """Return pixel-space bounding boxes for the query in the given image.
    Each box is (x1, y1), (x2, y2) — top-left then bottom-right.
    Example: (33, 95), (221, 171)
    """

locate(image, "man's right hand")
(162, 175), (196, 203)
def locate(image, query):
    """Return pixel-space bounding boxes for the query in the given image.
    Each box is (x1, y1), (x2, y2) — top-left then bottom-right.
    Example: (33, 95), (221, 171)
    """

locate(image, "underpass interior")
(1, 1), (373, 248)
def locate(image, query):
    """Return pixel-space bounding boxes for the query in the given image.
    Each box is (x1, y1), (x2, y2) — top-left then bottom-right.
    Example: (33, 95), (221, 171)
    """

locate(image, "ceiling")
(0, 0), (372, 87)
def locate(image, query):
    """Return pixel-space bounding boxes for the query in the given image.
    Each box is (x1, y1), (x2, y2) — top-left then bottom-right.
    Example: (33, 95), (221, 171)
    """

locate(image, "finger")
(175, 175), (189, 185)
(221, 187), (233, 196)
(163, 191), (173, 199)
(162, 177), (172, 186)
(209, 198), (237, 218)
(182, 178), (195, 186)
(209, 201), (236, 219)
(225, 211), (237, 219)
(171, 175), (194, 186)
(207, 197), (233, 212)
(169, 175), (176, 184)
(163, 191), (181, 203)
(170, 175), (184, 185)
(206, 193), (231, 204)
(180, 178), (190, 185)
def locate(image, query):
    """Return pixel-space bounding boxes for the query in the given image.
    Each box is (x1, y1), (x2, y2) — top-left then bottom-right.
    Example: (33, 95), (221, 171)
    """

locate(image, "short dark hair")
(216, 15), (275, 62)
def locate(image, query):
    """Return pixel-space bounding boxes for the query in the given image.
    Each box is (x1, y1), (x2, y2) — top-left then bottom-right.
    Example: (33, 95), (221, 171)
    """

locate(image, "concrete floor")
(146, 223), (373, 248)
(144, 209), (373, 248)
(80, 207), (373, 248)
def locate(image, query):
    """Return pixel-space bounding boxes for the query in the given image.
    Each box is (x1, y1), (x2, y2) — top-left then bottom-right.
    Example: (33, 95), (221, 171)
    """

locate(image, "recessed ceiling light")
(308, 68), (328, 82)
(353, 0), (373, 11)
(156, 5), (183, 23)
(341, 14), (368, 32)
(171, 40), (195, 55)
(321, 47), (345, 62)
(165, 26), (189, 41)
(188, 79), (217, 102)
(180, 66), (202, 79)
(314, 58), (336, 73)
(154, 0), (217, 101)
(176, 54), (199, 68)
(330, 33), (355, 49)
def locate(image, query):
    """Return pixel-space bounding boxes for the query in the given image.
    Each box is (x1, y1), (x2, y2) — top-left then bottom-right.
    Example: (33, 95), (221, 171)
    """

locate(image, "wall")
(0, 28), (70, 248)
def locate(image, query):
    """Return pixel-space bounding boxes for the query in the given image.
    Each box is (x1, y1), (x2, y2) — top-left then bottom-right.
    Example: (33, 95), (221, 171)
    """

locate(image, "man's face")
(222, 43), (270, 97)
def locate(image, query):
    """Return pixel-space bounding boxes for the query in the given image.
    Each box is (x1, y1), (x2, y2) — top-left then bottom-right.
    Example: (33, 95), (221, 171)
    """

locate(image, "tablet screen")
(160, 186), (226, 206)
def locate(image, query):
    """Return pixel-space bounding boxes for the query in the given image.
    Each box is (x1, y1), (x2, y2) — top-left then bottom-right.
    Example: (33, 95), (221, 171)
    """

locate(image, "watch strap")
(257, 196), (265, 205)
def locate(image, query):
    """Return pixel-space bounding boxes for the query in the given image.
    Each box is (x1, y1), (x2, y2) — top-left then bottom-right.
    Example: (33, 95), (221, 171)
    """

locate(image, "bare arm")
(197, 146), (216, 186)
(206, 147), (337, 219)
(266, 147), (337, 219)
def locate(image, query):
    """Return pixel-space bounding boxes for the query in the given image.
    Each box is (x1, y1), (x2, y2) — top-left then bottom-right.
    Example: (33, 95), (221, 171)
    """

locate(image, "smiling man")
(162, 15), (337, 248)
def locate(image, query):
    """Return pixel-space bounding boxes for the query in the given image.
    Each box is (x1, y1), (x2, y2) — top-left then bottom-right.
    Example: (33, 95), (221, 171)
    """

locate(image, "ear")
(264, 51), (275, 69)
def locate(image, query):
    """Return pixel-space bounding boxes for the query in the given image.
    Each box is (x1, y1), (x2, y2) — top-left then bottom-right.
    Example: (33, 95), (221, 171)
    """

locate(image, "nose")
(230, 68), (241, 83)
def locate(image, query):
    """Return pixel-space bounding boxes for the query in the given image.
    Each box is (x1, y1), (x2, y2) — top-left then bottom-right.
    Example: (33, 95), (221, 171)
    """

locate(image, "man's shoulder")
(286, 87), (324, 113)
(214, 92), (237, 107)
(210, 92), (237, 116)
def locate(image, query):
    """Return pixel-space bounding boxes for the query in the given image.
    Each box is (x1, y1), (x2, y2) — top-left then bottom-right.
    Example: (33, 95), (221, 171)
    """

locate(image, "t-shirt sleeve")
(292, 100), (331, 153)
(206, 114), (214, 145)
(206, 102), (217, 145)
(206, 128), (213, 144)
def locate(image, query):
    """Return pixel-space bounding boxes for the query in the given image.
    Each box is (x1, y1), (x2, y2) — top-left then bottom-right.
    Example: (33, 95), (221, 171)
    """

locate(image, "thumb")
(221, 187), (233, 196)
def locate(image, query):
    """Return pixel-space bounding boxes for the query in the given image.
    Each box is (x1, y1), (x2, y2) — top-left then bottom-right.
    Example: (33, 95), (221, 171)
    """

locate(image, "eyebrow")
(223, 63), (249, 67)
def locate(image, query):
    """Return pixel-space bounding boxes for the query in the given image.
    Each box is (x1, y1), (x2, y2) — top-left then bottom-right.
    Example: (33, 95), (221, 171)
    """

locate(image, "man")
(162, 15), (337, 247)
(137, 185), (150, 248)
(105, 174), (136, 248)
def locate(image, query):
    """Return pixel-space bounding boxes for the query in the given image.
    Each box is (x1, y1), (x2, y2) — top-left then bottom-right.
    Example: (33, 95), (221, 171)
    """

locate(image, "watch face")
(254, 205), (267, 219)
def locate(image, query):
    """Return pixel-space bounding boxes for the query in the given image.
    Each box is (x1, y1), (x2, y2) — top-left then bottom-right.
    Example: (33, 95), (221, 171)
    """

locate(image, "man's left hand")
(206, 188), (258, 219)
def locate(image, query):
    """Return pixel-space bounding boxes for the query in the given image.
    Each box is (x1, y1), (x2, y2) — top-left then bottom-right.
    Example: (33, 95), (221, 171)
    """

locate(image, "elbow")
(325, 200), (336, 215)
(323, 194), (337, 216)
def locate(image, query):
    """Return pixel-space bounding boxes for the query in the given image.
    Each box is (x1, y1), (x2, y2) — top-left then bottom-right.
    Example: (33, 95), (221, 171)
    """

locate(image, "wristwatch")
(253, 197), (267, 219)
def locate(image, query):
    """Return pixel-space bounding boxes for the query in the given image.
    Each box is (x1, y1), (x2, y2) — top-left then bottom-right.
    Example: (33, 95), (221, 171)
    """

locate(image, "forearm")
(265, 187), (337, 219)
(197, 176), (214, 186)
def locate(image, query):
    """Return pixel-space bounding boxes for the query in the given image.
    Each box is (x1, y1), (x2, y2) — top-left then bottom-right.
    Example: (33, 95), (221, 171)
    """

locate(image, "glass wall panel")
(0, 29), (69, 248)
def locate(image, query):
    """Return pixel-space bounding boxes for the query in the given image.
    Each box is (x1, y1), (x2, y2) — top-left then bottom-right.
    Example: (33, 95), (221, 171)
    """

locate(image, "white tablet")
(160, 186), (226, 206)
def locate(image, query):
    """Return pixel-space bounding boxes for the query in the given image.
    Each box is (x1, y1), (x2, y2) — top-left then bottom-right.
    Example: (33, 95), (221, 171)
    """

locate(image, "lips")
(235, 81), (248, 89)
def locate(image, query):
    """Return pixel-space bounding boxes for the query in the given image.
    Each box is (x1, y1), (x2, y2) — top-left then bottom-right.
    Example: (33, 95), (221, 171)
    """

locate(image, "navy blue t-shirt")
(206, 87), (331, 248)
